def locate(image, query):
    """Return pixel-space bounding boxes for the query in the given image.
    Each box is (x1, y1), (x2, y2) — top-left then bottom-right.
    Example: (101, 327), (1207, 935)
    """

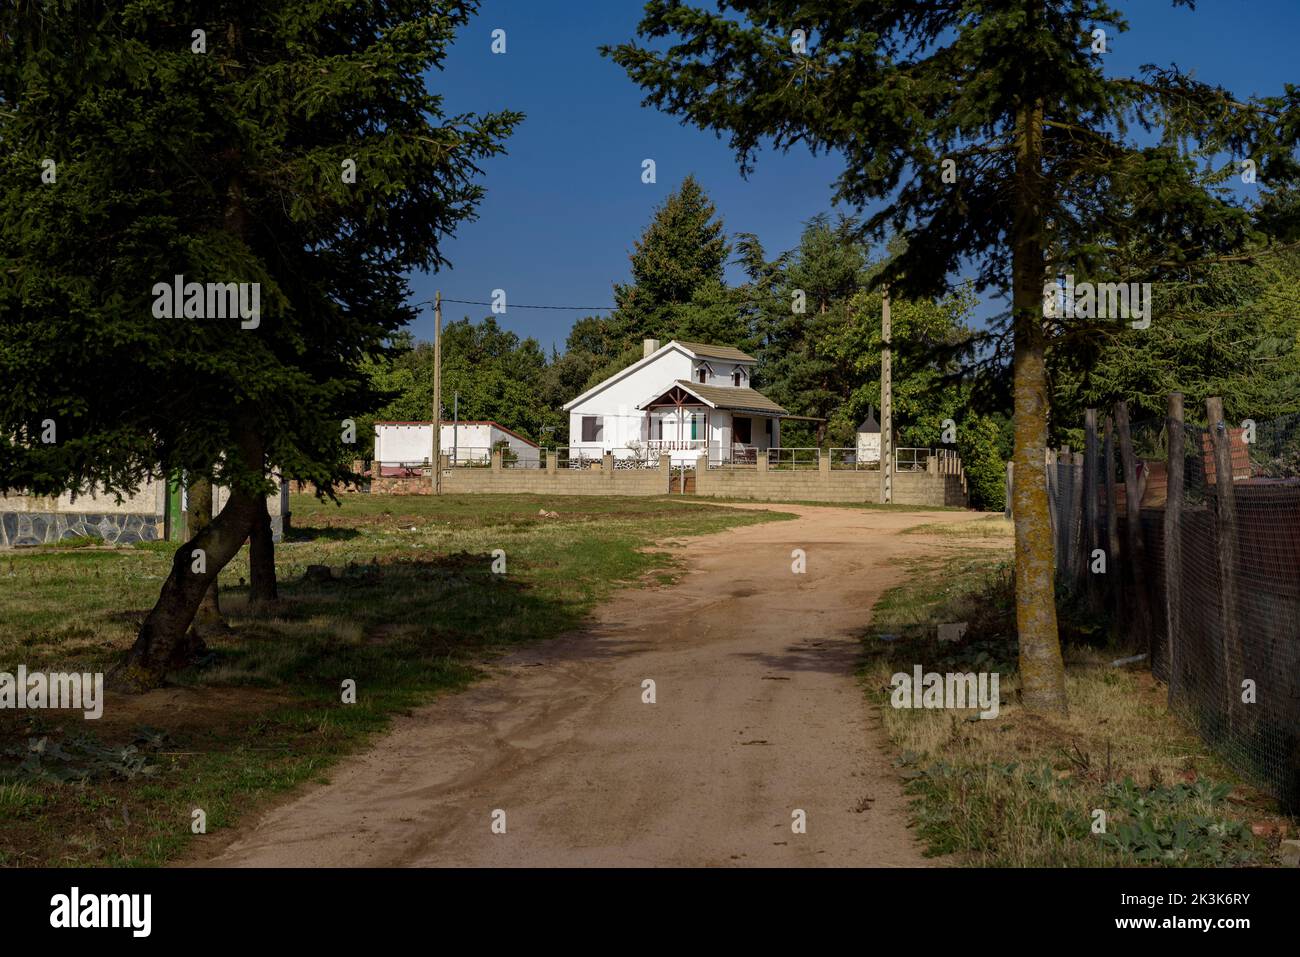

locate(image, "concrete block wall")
(363, 451), (673, 497)
(694, 457), (966, 506)
(353, 449), (968, 507)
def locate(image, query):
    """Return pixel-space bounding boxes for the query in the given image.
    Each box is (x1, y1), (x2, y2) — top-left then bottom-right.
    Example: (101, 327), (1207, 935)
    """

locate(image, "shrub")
(959, 415), (1007, 511)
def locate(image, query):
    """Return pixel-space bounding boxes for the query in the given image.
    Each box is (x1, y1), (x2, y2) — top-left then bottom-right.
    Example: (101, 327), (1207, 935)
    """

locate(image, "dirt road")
(204, 504), (972, 867)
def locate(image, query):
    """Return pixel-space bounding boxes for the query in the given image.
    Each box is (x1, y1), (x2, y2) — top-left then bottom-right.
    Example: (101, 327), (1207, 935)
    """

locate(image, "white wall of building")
(374, 423), (536, 464)
(566, 344), (765, 462)
(566, 346), (695, 457)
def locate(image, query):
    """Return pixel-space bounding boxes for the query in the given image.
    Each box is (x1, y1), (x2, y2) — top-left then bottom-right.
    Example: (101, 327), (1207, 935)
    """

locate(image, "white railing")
(554, 448), (601, 470)
(767, 447), (820, 471)
(829, 448), (880, 470)
(895, 448), (931, 472)
(447, 447), (492, 468)
(501, 447), (542, 469)
(708, 444), (760, 469)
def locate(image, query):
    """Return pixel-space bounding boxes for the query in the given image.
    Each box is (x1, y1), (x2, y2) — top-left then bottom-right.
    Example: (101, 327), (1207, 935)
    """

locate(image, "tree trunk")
(249, 493), (278, 608)
(114, 432), (264, 692)
(1010, 95), (1068, 714)
(186, 477), (226, 635)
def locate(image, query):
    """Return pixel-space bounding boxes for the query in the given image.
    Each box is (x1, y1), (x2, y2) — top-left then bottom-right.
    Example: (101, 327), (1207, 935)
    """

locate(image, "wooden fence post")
(1104, 415), (1122, 626)
(1083, 409), (1100, 607)
(1164, 393), (1185, 706)
(1058, 444), (1073, 578)
(1070, 451), (1085, 588)
(1115, 401), (1153, 652)
(1205, 396), (1245, 726)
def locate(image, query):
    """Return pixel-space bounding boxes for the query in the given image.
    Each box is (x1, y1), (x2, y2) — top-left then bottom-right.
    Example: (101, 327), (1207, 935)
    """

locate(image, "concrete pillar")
(602, 452), (614, 479)
(490, 449), (502, 472)
(818, 449), (830, 477)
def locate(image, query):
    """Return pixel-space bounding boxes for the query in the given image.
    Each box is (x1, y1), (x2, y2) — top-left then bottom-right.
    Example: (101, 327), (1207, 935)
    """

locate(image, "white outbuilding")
(373, 420), (539, 473)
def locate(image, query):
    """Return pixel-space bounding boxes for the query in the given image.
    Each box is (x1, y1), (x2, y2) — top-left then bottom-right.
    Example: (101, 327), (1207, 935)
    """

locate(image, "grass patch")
(0, 493), (788, 866)
(697, 495), (963, 511)
(903, 514), (1013, 538)
(861, 551), (1292, 866)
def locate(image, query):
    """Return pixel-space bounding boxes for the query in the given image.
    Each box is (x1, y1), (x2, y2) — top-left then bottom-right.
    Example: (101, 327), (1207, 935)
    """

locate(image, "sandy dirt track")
(202, 503), (973, 867)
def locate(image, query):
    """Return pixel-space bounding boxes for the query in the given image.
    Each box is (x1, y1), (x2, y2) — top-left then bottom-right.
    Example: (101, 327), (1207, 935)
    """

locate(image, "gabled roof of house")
(562, 339), (758, 411)
(638, 380), (788, 416)
(674, 340), (756, 363)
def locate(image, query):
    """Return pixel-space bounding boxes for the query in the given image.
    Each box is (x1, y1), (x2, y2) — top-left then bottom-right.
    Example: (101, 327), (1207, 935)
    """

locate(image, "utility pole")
(432, 291), (442, 495)
(880, 285), (893, 504)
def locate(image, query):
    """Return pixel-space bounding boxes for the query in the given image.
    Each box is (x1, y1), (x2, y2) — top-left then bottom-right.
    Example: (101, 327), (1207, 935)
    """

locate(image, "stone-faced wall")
(1, 475), (285, 547)
(0, 510), (164, 547)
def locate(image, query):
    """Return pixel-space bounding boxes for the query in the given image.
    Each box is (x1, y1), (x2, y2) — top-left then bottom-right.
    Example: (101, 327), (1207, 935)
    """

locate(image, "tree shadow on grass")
(183, 552), (601, 699)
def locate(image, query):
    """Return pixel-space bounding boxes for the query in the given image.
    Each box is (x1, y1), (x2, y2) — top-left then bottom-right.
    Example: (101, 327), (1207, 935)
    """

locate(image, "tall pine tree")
(0, 1), (519, 688)
(605, 0), (1300, 713)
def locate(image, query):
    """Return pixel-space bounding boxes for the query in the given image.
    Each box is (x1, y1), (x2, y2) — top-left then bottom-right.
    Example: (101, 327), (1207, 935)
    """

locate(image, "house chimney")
(643, 338), (659, 358)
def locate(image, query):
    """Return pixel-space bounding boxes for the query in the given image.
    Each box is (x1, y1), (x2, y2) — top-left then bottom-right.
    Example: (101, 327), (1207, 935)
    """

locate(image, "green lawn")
(0, 493), (788, 866)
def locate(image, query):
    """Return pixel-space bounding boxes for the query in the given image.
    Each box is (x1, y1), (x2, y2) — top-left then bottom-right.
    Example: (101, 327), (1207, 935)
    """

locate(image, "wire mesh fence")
(1049, 402), (1300, 810)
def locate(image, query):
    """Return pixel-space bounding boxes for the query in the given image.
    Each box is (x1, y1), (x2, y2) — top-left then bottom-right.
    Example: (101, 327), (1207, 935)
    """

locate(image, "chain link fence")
(1048, 404), (1300, 811)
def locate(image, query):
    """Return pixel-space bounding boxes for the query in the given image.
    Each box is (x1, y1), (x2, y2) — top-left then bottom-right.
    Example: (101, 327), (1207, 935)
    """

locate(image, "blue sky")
(412, 0), (1300, 351)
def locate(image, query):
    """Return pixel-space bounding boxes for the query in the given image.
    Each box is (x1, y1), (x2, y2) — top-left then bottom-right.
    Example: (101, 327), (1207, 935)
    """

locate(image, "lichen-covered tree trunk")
(115, 432), (264, 692)
(248, 494), (278, 608)
(186, 477), (227, 635)
(1011, 97), (1068, 715)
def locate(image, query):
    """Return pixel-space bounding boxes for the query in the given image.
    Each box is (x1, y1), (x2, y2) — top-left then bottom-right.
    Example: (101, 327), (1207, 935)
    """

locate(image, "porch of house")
(639, 386), (781, 465)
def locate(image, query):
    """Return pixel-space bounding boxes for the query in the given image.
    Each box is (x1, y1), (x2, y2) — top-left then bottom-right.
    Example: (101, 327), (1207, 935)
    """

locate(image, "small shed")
(856, 406), (882, 464)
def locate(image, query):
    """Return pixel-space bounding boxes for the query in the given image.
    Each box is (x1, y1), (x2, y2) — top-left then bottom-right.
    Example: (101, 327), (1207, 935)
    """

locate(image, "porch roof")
(637, 380), (788, 416)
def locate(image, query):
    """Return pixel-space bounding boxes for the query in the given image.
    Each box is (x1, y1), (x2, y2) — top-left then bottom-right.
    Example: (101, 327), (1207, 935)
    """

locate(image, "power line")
(427, 297), (617, 311)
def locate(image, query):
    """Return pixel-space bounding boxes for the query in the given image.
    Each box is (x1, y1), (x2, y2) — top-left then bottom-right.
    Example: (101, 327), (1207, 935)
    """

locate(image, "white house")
(373, 420), (539, 473)
(562, 339), (787, 465)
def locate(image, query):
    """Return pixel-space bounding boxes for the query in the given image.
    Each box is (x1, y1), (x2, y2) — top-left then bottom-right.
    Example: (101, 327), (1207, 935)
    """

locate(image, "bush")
(958, 415), (1007, 511)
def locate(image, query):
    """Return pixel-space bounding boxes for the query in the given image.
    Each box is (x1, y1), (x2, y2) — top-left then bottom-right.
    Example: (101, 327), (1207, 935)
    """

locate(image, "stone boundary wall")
(2, 478), (284, 548)
(353, 450), (968, 507)
(0, 511), (164, 547)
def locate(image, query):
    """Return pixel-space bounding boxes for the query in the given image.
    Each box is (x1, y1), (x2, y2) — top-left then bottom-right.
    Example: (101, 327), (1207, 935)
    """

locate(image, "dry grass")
(903, 514), (1013, 538)
(860, 551), (1292, 866)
